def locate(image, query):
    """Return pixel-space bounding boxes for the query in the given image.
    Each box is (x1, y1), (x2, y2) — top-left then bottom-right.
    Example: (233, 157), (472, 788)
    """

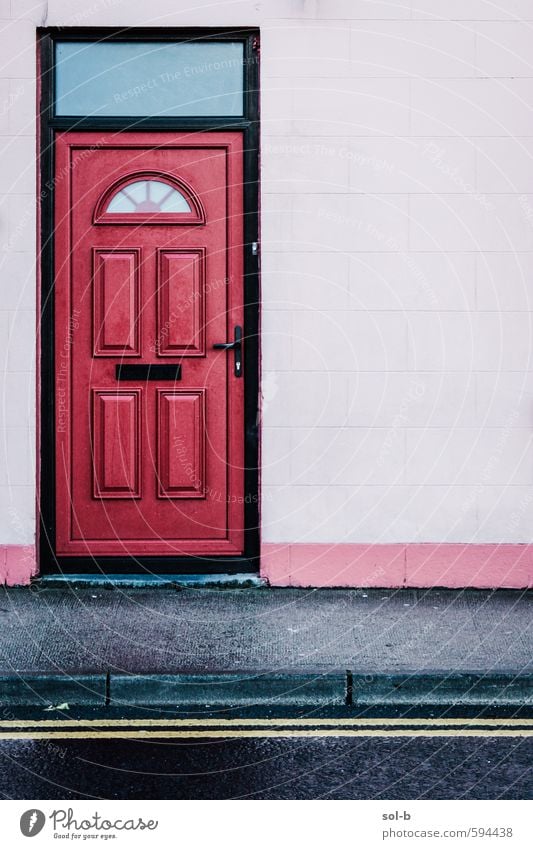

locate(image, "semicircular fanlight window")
(105, 179), (192, 214)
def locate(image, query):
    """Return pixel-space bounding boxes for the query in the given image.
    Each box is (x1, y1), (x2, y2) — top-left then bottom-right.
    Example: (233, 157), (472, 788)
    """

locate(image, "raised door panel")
(157, 249), (205, 356)
(93, 249), (141, 356)
(157, 390), (205, 499)
(92, 390), (141, 499)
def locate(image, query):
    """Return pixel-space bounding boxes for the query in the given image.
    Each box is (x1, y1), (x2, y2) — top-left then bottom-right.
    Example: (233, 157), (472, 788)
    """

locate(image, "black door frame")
(38, 27), (260, 575)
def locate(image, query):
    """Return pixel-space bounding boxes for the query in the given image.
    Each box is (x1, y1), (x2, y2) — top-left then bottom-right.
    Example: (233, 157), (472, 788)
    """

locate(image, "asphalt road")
(0, 734), (531, 799)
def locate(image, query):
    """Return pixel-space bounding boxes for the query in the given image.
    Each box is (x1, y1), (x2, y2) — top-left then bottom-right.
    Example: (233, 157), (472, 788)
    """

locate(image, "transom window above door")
(54, 39), (245, 117)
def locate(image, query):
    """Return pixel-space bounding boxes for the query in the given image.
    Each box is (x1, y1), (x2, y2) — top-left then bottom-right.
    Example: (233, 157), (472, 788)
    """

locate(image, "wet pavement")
(1, 586), (530, 676)
(0, 735), (531, 799)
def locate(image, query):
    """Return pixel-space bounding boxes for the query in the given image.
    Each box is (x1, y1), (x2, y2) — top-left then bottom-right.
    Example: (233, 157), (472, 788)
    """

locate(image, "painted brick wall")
(0, 2), (38, 559)
(259, 3), (533, 553)
(1, 0), (533, 585)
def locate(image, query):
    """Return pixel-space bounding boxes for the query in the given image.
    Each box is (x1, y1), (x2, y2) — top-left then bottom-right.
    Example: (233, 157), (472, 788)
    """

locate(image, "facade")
(1, 0), (533, 588)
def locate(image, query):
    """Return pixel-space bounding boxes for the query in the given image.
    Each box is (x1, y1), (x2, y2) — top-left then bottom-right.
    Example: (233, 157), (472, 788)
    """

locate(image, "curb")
(111, 673), (346, 706)
(0, 671), (531, 708)
(350, 672), (533, 707)
(0, 674), (107, 706)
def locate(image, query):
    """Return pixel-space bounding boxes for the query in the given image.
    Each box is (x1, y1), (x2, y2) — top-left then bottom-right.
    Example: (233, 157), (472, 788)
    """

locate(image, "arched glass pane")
(106, 192), (136, 213)
(125, 181), (147, 204)
(105, 179), (192, 214)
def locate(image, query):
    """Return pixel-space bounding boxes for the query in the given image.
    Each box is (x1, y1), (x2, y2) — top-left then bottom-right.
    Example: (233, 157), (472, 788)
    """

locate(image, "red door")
(54, 132), (245, 557)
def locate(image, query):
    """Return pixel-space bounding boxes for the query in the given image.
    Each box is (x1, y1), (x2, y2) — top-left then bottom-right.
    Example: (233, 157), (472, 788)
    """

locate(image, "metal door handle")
(213, 325), (242, 377)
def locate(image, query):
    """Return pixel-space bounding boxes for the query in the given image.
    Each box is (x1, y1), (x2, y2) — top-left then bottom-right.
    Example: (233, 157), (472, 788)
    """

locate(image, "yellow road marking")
(0, 717), (531, 728)
(0, 729), (531, 740)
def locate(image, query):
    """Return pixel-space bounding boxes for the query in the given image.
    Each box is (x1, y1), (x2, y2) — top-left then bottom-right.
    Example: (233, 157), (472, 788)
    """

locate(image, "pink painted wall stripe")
(0, 546), (38, 586)
(2, 543), (531, 588)
(261, 543), (533, 589)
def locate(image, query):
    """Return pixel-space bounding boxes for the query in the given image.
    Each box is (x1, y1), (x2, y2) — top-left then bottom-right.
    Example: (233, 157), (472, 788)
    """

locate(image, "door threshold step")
(36, 573), (266, 590)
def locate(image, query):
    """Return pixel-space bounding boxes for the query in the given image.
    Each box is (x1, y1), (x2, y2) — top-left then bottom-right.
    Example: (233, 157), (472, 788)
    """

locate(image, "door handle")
(213, 325), (242, 377)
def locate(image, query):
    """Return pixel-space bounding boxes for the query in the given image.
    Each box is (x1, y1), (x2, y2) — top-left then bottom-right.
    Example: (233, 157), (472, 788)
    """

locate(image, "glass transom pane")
(55, 41), (244, 117)
(106, 180), (192, 214)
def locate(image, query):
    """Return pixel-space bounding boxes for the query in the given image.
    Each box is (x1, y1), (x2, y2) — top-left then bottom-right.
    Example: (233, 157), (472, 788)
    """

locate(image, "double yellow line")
(0, 717), (531, 739)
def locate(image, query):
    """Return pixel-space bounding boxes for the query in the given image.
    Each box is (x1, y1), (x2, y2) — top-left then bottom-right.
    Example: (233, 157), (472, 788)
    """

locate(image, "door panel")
(93, 249), (141, 356)
(157, 390), (205, 499)
(54, 132), (244, 557)
(92, 390), (141, 499)
(157, 249), (205, 357)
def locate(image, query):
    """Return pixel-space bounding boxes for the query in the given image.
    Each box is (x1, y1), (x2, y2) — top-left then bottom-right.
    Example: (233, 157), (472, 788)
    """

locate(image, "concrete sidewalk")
(0, 583), (531, 708)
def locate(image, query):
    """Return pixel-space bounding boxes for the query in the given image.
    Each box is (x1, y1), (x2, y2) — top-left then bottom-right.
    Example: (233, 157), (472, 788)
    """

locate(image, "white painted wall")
(2, 0), (533, 549)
